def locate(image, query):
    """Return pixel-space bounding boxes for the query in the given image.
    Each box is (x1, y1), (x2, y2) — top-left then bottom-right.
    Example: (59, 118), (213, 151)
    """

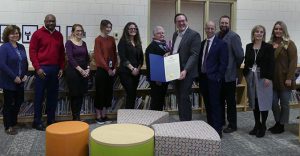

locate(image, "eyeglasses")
(128, 28), (138, 31)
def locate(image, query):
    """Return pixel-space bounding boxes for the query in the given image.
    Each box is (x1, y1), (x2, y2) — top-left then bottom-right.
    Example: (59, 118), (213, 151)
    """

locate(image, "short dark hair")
(219, 15), (230, 22)
(100, 19), (112, 30)
(2, 25), (21, 43)
(174, 13), (188, 23)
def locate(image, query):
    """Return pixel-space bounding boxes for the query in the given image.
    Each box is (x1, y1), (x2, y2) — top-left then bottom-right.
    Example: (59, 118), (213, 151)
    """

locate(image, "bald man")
(198, 21), (228, 137)
(29, 14), (65, 131)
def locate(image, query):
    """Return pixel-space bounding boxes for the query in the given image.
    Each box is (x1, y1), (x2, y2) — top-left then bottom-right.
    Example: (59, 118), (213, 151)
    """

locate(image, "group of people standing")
(0, 13), (297, 139)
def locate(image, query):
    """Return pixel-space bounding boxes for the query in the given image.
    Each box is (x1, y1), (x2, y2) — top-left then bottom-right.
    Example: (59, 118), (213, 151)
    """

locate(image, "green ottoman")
(90, 123), (154, 156)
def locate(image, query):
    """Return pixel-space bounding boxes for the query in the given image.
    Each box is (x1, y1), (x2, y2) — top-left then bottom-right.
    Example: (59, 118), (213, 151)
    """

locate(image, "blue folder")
(149, 53), (166, 82)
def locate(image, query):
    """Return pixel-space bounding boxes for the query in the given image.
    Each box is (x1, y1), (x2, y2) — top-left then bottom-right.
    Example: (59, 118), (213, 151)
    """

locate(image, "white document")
(164, 53), (180, 81)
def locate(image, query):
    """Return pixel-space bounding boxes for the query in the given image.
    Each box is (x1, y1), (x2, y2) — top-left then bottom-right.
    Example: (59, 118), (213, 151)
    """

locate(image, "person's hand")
(285, 79), (292, 87)
(37, 69), (46, 79)
(178, 70), (187, 80)
(164, 52), (170, 57)
(83, 68), (90, 77)
(22, 75), (28, 82)
(58, 69), (63, 79)
(110, 69), (116, 76)
(14, 76), (22, 84)
(264, 79), (271, 87)
(131, 68), (139, 76)
(108, 69), (114, 76)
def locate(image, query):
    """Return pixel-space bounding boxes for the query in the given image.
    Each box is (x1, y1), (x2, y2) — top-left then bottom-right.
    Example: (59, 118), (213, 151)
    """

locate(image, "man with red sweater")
(29, 14), (65, 131)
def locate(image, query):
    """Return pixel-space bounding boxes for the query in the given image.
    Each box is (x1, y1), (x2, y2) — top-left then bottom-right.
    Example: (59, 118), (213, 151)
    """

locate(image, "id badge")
(109, 60), (113, 68)
(251, 64), (257, 72)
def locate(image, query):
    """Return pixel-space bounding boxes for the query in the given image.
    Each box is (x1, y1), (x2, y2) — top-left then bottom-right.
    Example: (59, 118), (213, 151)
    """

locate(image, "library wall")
(236, 0), (300, 63)
(0, 0), (149, 67)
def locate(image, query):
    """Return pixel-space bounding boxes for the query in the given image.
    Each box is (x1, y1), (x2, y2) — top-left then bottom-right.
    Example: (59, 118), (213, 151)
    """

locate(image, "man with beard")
(216, 15), (244, 133)
(29, 14), (65, 131)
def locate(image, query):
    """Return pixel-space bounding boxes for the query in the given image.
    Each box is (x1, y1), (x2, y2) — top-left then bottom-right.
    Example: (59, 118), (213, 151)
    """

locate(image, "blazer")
(216, 30), (244, 82)
(117, 38), (144, 73)
(0, 42), (28, 90)
(172, 28), (201, 78)
(199, 37), (228, 81)
(145, 40), (169, 80)
(243, 42), (274, 80)
(272, 40), (297, 91)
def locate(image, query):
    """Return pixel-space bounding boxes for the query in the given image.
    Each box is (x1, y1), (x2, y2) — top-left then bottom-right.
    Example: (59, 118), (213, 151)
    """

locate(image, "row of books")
(0, 93), (202, 117)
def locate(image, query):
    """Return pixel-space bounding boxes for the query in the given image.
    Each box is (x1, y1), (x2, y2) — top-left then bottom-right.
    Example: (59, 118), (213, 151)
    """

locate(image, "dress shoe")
(271, 124), (284, 134)
(268, 122), (279, 132)
(249, 127), (258, 135)
(223, 127), (237, 133)
(32, 124), (45, 131)
(5, 127), (17, 135)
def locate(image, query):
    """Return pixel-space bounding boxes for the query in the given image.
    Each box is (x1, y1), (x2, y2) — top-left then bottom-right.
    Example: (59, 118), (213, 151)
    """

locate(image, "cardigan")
(243, 42), (274, 80)
(0, 42), (28, 90)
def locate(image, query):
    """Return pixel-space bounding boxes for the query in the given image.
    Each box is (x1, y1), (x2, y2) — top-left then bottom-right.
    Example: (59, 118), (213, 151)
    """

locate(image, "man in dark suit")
(172, 13), (201, 121)
(217, 15), (244, 133)
(199, 21), (228, 137)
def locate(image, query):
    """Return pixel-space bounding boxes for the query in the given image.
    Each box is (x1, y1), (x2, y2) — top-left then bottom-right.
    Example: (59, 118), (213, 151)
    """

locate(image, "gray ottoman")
(117, 109), (169, 126)
(152, 121), (221, 156)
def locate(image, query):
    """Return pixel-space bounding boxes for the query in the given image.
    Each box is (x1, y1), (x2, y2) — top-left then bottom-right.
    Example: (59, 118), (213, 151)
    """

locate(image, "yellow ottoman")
(46, 121), (89, 156)
(90, 123), (154, 156)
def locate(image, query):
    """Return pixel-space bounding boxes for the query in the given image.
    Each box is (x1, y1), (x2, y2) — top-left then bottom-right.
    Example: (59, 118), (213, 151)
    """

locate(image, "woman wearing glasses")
(118, 22), (144, 109)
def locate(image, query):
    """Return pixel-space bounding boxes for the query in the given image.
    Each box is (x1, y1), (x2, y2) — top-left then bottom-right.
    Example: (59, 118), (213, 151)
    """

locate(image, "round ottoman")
(46, 121), (89, 156)
(90, 123), (154, 156)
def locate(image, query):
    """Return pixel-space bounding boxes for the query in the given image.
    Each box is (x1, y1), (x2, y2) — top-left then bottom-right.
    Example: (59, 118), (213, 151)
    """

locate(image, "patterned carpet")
(0, 109), (300, 156)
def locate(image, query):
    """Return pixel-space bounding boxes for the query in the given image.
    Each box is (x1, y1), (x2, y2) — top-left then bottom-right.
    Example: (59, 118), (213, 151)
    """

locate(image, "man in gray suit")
(172, 13), (201, 121)
(216, 15), (244, 133)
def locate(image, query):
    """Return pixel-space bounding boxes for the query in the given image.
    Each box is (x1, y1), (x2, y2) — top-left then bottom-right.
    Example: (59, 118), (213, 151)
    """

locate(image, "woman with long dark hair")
(118, 22), (144, 109)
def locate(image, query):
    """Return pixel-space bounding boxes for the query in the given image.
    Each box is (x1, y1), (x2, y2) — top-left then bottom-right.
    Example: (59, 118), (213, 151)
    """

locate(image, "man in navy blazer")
(199, 21), (228, 137)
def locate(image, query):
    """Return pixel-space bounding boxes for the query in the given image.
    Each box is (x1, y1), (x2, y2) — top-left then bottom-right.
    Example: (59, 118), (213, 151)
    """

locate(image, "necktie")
(201, 39), (210, 73)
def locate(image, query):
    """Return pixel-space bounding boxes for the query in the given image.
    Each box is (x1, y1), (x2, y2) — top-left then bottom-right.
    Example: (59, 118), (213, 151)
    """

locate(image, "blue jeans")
(33, 65), (59, 125)
(272, 90), (291, 124)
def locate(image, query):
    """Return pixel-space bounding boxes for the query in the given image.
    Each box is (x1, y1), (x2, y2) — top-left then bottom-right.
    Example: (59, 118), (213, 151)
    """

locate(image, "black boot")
(256, 123), (266, 138)
(249, 124), (259, 135)
(250, 108), (260, 135)
(268, 122), (280, 132)
(271, 123), (284, 134)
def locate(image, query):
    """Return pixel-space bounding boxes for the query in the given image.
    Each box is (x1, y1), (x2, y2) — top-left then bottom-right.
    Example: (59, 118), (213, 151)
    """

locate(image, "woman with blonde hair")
(243, 25), (274, 137)
(268, 21), (297, 134)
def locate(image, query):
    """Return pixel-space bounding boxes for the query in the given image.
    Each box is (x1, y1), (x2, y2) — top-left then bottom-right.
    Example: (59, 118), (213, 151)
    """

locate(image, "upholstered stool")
(90, 123), (154, 156)
(46, 121), (89, 156)
(117, 109), (169, 126)
(152, 120), (221, 155)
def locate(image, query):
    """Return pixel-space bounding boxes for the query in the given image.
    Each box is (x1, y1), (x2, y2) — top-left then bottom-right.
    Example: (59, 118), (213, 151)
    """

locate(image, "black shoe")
(268, 122), (279, 132)
(271, 124), (284, 134)
(249, 127), (258, 135)
(32, 124), (46, 131)
(95, 118), (105, 124)
(256, 125), (266, 138)
(5, 127), (17, 135)
(223, 127), (237, 133)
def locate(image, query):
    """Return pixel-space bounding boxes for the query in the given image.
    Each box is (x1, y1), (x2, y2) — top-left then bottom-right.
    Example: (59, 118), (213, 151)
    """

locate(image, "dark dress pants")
(3, 87), (24, 129)
(174, 74), (194, 121)
(199, 74), (223, 134)
(149, 81), (168, 111)
(33, 65), (59, 125)
(119, 72), (139, 109)
(220, 81), (237, 129)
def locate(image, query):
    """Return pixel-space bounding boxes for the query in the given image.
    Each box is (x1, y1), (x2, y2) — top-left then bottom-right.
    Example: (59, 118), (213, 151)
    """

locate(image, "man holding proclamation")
(172, 13), (201, 121)
(199, 21), (228, 138)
